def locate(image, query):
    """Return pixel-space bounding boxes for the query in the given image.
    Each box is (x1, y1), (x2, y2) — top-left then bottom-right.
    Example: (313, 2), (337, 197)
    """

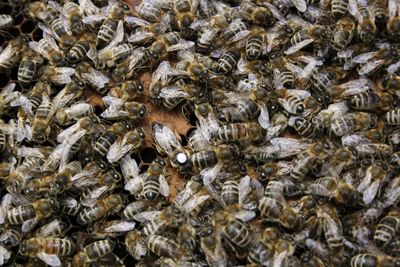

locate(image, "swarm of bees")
(1, 0), (400, 266)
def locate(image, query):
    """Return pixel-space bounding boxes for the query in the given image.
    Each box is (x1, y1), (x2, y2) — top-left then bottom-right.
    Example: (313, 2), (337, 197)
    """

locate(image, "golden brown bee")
(72, 239), (116, 267)
(214, 122), (264, 143)
(173, 0), (197, 29)
(26, 2), (58, 24)
(330, 17), (356, 51)
(18, 47), (43, 86)
(62, 0), (84, 35)
(238, 0), (275, 26)
(76, 194), (127, 225)
(108, 80), (144, 101)
(190, 144), (241, 171)
(317, 203), (344, 250)
(50, 161), (83, 193)
(330, 112), (378, 136)
(67, 33), (97, 63)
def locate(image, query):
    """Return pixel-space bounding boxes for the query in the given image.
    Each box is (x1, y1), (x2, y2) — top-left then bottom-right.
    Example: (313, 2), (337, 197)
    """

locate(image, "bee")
(135, 0), (165, 23)
(73, 239), (116, 266)
(97, 42), (136, 69)
(357, 160), (389, 205)
(107, 128), (145, 163)
(0, 37), (25, 73)
(330, 112), (378, 136)
(20, 238), (75, 267)
(59, 196), (82, 217)
(290, 141), (329, 181)
(125, 229), (148, 260)
(238, 0), (275, 26)
(67, 33), (97, 63)
(330, 17), (356, 51)
(320, 146), (354, 176)
(29, 35), (65, 66)
(77, 194), (127, 225)
(5, 157), (41, 194)
(62, 0), (84, 35)
(199, 224), (227, 267)
(259, 181), (301, 229)
(75, 62), (110, 95)
(24, 174), (56, 198)
(31, 94), (54, 143)
(350, 3), (376, 43)
(245, 29), (268, 60)
(50, 161), (83, 194)
(17, 47), (44, 86)
(351, 254), (400, 267)
(101, 98), (147, 121)
(256, 161), (292, 182)
(145, 235), (179, 259)
(384, 108), (400, 125)
(387, 0), (400, 40)
(94, 121), (134, 160)
(316, 203), (344, 250)
(0, 14), (13, 29)
(173, 0), (198, 29)
(286, 25), (331, 55)
(374, 209), (400, 248)
(215, 50), (241, 74)
(288, 117), (319, 138)
(54, 103), (95, 126)
(308, 176), (360, 206)
(26, 2), (58, 24)
(0, 226), (22, 248)
(346, 91), (397, 111)
(6, 199), (58, 233)
(112, 47), (152, 82)
(39, 66), (76, 85)
(214, 122), (264, 144)
(211, 18), (249, 50)
(190, 144), (241, 172)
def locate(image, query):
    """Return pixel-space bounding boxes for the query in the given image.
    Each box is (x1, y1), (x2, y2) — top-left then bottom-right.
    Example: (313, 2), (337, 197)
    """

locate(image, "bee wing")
(157, 175), (169, 198)
(239, 175), (251, 205)
(183, 194), (210, 213)
(292, 0), (307, 12)
(104, 221), (136, 232)
(358, 60), (385, 76)
(0, 194), (12, 224)
(82, 69), (110, 88)
(388, 0), (400, 18)
(128, 30), (156, 43)
(49, 67), (76, 84)
(286, 89), (311, 99)
(363, 180), (380, 205)
(82, 14), (106, 24)
(107, 139), (133, 163)
(168, 40), (195, 52)
(133, 210), (161, 222)
(308, 183), (331, 197)
(38, 219), (63, 237)
(81, 185), (109, 207)
(100, 21), (124, 52)
(10, 95), (33, 119)
(152, 61), (176, 82)
(285, 39), (314, 55)
(64, 103), (93, 118)
(228, 30), (250, 45)
(388, 61), (400, 74)
(233, 210), (256, 222)
(0, 245), (10, 265)
(63, 196), (79, 208)
(265, 3), (286, 21)
(258, 103), (270, 129)
(22, 217), (40, 233)
(59, 130), (86, 170)
(0, 44), (14, 63)
(101, 105), (129, 119)
(37, 252), (61, 267)
(125, 16), (151, 26)
(127, 47), (147, 70)
(352, 51), (376, 64)
(201, 163), (223, 185)
(16, 146), (45, 158)
(121, 155), (140, 180)
(160, 86), (190, 98)
(0, 83), (15, 97)
(125, 175), (145, 195)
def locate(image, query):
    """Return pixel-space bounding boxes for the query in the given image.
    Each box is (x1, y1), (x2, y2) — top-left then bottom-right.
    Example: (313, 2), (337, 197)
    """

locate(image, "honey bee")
(245, 28), (268, 60)
(259, 181), (301, 229)
(173, 0), (198, 29)
(75, 62), (110, 95)
(349, 3), (376, 43)
(108, 80), (144, 101)
(35, 218), (69, 238)
(135, 0), (166, 23)
(308, 176), (360, 206)
(316, 203), (344, 250)
(211, 18), (249, 50)
(107, 128), (145, 163)
(72, 239), (116, 267)
(54, 103), (95, 126)
(62, 0), (84, 35)
(0, 226), (22, 248)
(351, 253), (400, 267)
(199, 224), (227, 267)
(125, 229), (148, 260)
(330, 17), (356, 52)
(112, 46), (152, 82)
(124, 157), (169, 200)
(18, 47), (44, 86)
(190, 144), (241, 172)
(214, 50), (241, 74)
(320, 146), (355, 176)
(238, 0), (275, 26)
(214, 122), (264, 144)
(330, 112), (378, 136)
(387, 0), (400, 40)
(77, 194), (127, 225)
(374, 209), (400, 248)
(6, 198), (58, 233)
(152, 123), (190, 170)
(346, 91), (397, 111)
(384, 108), (400, 125)
(67, 33), (97, 63)
(357, 160), (389, 205)
(39, 66), (76, 85)
(29, 35), (65, 66)
(286, 25), (331, 55)
(290, 141), (329, 181)
(26, 2), (58, 24)
(159, 82), (204, 110)
(50, 161), (83, 193)
(101, 97), (147, 121)
(20, 238), (75, 267)
(0, 37), (25, 73)
(145, 234), (180, 259)
(24, 174), (56, 198)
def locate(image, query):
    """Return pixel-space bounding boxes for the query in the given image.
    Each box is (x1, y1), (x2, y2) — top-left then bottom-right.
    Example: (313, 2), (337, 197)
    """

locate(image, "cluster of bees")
(0, 0), (400, 266)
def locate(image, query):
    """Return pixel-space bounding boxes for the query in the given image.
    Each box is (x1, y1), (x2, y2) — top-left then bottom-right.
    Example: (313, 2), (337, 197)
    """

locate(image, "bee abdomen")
(384, 108), (400, 125)
(246, 34), (264, 60)
(94, 131), (117, 158)
(221, 180), (239, 206)
(97, 19), (118, 49)
(331, 0), (349, 17)
(143, 175), (161, 200)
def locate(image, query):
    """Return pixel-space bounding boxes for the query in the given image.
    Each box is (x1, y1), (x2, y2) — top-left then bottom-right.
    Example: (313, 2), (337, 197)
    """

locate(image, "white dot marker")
(176, 153), (187, 164)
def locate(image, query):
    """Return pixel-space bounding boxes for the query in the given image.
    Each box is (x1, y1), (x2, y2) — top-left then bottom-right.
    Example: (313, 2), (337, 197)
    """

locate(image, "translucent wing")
(0, 245), (10, 265)
(160, 86), (190, 98)
(82, 69), (110, 89)
(10, 94), (33, 118)
(388, 61), (400, 74)
(104, 221), (136, 232)
(37, 252), (61, 267)
(388, 0), (400, 18)
(107, 138), (135, 163)
(82, 14), (106, 24)
(100, 20), (124, 52)
(63, 197), (79, 208)
(239, 175), (251, 205)
(48, 67), (76, 84)
(81, 185), (109, 207)
(0, 83), (15, 97)
(159, 175), (169, 198)
(357, 60), (385, 75)
(121, 155), (140, 180)
(183, 194), (210, 213)
(233, 209), (256, 222)
(133, 210), (161, 222)
(38, 219), (64, 237)
(363, 180), (380, 205)
(228, 30), (250, 44)
(201, 163), (223, 185)
(258, 103), (270, 129)
(125, 16), (151, 26)
(22, 217), (40, 233)
(168, 40), (195, 51)
(0, 43), (14, 63)
(125, 175), (145, 194)
(292, 0), (307, 12)
(79, 0), (101, 15)
(308, 183), (331, 197)
(285, 39), (314, 55)
(152, 123), (182, 155)
(0, 194), (12, 224)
